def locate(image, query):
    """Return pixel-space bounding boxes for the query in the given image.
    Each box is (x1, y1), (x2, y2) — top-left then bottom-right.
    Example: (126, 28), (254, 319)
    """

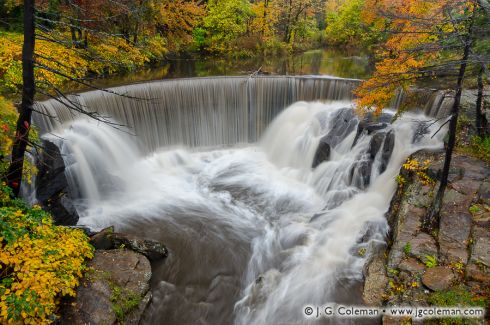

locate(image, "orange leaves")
(355, 0), (475, 113)
(354, 53), (422, 111)
(149, 0), (204, 50)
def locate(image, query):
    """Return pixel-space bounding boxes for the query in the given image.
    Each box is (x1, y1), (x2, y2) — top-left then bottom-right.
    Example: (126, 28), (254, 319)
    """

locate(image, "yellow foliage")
(0, 31), (167, 95)
(0, 205), (94, 324)
(250, 1), (280, 41)
(402, 158), (434, 186)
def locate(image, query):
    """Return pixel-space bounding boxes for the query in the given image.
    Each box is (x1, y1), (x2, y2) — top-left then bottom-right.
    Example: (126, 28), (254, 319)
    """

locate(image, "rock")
(477, 180), (490, 205)
(312, 108), (357, 167)
(369, 132), (386, 160)
(326, 108), (358, 148)
(442, 189), (472, 208)
(469, 226), (490, 273)
(387, 205), (425, 268)
(438, 211), (472, 264)
(60, 249), (152, 325)
(410, 233), (438, 263)
(36, 139), (79, 225)
(471, 208), (490, 228)
(451, 178), (482, 196)
(312, 140), (331, 168)
(90, 229), (168, 261)
(399, 258), (425, 274)
(349, 159), (372, 189)
(363, 254), (388, 306)
(62, 270), (116, 325)
(466, 263), (490, 284)
(422, 267), (455, 291)
(379, 130), (395, 174)
(112, 233), (168, 261)
(349, 129), (395, 189)
(426, 164), (464, 183)
(353, 112), (393, 146)
(90, 226), (115, 250)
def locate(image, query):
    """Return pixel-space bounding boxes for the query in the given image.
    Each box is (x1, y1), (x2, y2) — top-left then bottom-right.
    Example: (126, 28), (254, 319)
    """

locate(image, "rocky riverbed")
(58, 227), (167, 324)
(363, 150), (489, 324)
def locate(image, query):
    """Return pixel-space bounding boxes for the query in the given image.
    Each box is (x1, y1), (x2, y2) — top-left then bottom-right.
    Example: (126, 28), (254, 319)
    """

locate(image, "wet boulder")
(36, 139), (79, 226)
(312, 140), (331, 168)
(90, 228), (168, 261)
(312, 108), (358, 167)
(353, 112), (393, 147)
(349, 130), (395, 189)
(368, 132), (386, 159)
(60, 249), (152, 325)
(326, 108), (358, 147)
(349, 159), (372, 189)
(379, 130), (395, 174)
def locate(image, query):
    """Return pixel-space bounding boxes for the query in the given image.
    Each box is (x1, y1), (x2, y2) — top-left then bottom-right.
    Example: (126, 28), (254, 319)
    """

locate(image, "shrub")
(467, 136), (490, 164)
(424, 255), (438, 268)
(0, 199), (94, 324)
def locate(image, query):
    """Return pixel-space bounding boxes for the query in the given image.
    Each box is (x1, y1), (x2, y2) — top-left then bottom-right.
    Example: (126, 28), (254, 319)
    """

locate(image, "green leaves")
(203, 0), (253, 52)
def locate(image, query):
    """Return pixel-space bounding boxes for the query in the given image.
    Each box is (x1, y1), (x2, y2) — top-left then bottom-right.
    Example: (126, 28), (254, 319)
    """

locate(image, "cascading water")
(33, 77), (445, 325)
(33, 76), (360, 151)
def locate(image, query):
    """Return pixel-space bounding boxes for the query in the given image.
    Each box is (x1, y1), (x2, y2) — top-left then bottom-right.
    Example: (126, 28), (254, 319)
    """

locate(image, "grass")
(459, 136), (490, 164)
(110, 283), (142, 323)
(427, 286), (487, 325)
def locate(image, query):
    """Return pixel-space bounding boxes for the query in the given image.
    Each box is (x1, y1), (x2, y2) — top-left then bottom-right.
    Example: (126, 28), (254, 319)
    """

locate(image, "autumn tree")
(355, 0), (490, 228)
(5, 0), (153, 196)
(277, 0), (322, 44)
(250, 0), (280, 44)
(7, 0), (35, 196)
(149, 0), (205, 52)
(203, 0), (253, 52)
(324, 0), (382, 49)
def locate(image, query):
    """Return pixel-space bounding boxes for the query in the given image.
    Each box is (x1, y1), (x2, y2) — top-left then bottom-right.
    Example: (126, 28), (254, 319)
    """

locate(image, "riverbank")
(362, 93), (490, 323)
(363, 150), (489, 323)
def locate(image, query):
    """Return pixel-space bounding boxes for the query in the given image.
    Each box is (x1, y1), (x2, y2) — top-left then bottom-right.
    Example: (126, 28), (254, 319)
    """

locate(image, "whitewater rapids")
(43, 101), (444, 324)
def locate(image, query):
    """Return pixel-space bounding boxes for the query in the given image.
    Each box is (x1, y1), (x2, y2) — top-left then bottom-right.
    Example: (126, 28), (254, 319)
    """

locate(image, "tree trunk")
(476, 66), (487, 137)
(70, 25), (77, 45)
(7, 0), (36, 197)
(83, 30), (88, 48)
(425, 18), (473, 230)
(262, 0), (269, 38)
(284, 0), (292, 43)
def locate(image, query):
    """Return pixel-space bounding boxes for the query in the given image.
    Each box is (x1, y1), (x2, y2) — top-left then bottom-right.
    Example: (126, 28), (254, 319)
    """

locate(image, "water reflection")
(66, 49), (371, 93)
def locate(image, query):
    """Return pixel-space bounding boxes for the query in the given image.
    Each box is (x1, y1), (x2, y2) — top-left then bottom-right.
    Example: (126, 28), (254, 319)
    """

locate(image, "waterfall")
(391, 88), (455, 119)
(33, 76), (445, 325)
(33, 76), (359, 152)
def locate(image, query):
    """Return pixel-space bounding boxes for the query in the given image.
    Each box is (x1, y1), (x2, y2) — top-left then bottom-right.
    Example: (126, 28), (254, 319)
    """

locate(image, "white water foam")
(44, 101), (444, 324)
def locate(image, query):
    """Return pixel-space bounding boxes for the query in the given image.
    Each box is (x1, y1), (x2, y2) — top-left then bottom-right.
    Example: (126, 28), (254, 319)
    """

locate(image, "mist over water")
(33, 77), (445, 324)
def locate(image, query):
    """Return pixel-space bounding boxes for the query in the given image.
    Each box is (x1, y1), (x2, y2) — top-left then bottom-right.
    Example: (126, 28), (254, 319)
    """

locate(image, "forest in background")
(0, 0), (382, 96)
(0, 0), (490, 323)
